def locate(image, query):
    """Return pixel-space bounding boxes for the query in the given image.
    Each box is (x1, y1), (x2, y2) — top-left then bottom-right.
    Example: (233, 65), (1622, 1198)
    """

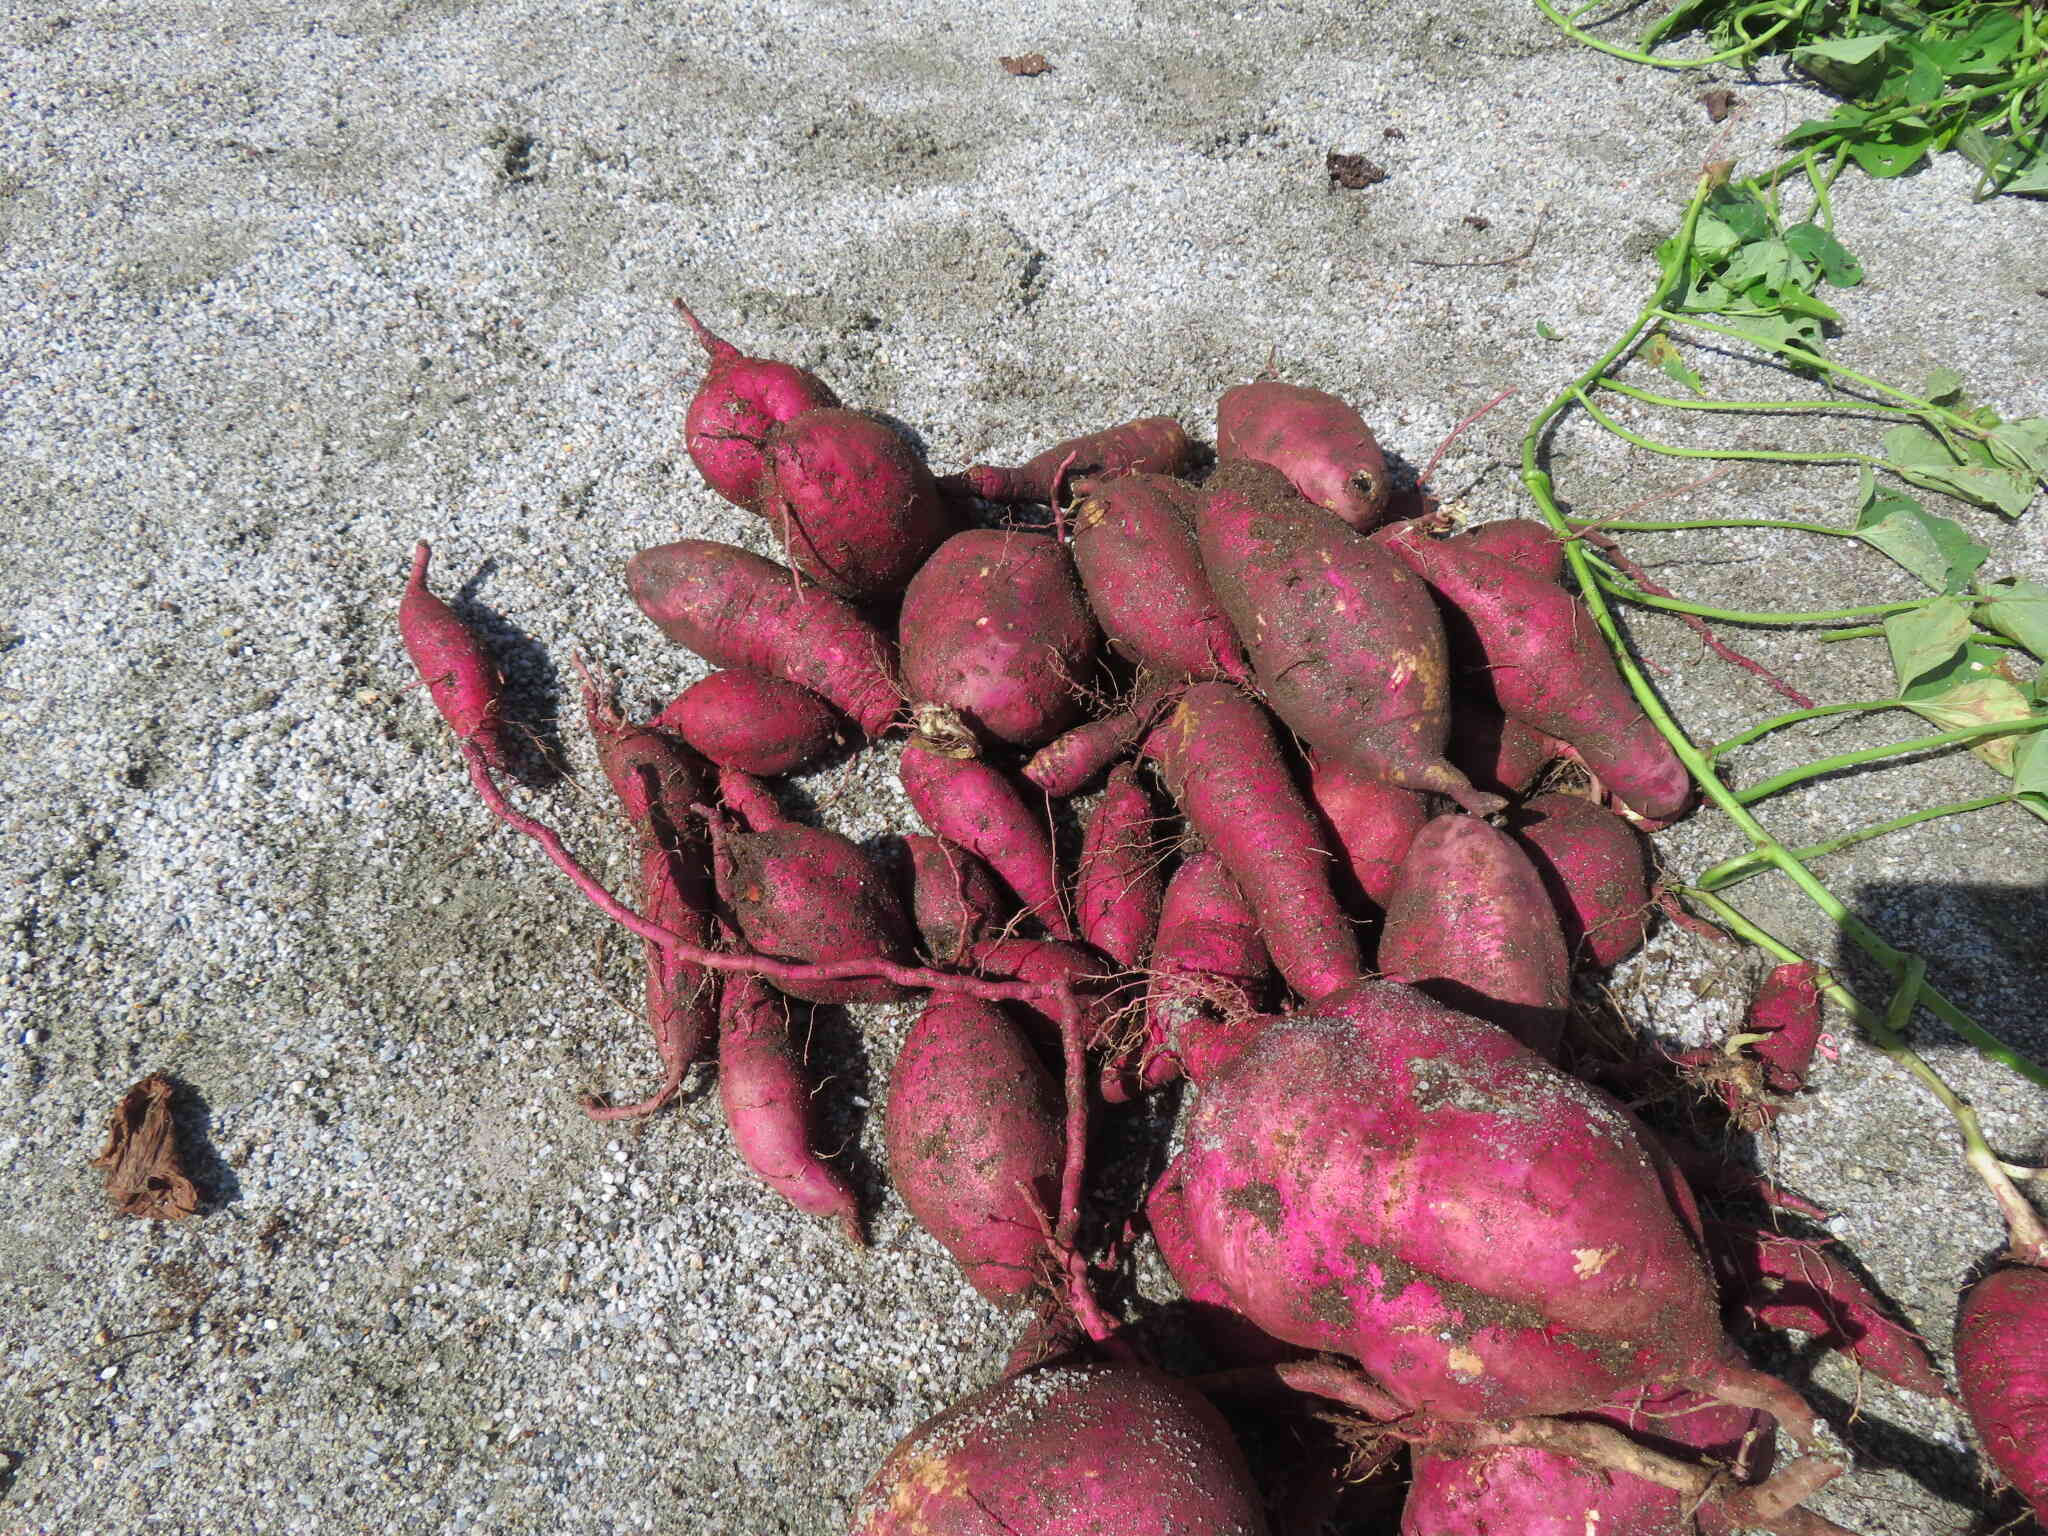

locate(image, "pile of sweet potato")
(398, 306), (2040, 1535)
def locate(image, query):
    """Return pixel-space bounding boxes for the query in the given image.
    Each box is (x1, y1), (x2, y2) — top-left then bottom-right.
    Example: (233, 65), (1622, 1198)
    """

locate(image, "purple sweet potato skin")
(850, 1363), (1271, 1535)
(1402, 1385), (1770, 1536)
(1196, 461), (1498, 815)
(1744, 961), (1824, 1093)
(1306, 754), (1427, 915)
(1448, 697), (1564, 799)
(1378, 815), (1572, 1058)
(961, 934), (1117, 1043)
(1510, 791), (1656, 971)
(1383, 527), (1695, 825)
(1023, 680), (1178, 796)
(900, 742), (1072, 939)
(963, 416), (1195, 503)
(1070, 473), (1253, 685)
(884, 996), (1064, 1307)
(899, 529), (1101, 749)
(398, 543), (508, 768)
(676, 301), (841, 512)
(1147, 1167), (1303, 1368)
(1075, 763), (1164, 969)
(1956, 1264), (2048, 1519)
(714, 820), (914, 1005)
(759, 408), (951, 599)
(1458, 517), (1567, 582)
(627, 539), (901, 736)
(1162, 979), (1727, 1421)
(717, 969), (862, 1244)
(905, 834), (1009, 965)
(1216, 378), (1390, 530)
(653, 668), (843, 777)
(1143, 682), (1363, 1002)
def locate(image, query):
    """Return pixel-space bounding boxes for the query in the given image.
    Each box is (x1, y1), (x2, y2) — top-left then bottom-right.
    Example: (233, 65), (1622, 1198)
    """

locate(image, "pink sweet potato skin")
(850, 1363), (1271, 1535)
(1509, 791), (1656, 971)
(1147, 1166), (1303, 1368)
(1744, 961), (1823, 1093)
(1956, 1264), (2048, 1520)
(1458, 516), (1567, 582)
(759, 408), (951, 599)
(676, 301), (840, 512)
(1196, 461), (1498, 815)
(717, 969), (862, 1244)
(1023, 680), (1178, 797)
(1143, 683), (1363, 1002)
(652, 668), (843, 777)
(962, 415), (1195, 504)
(1447, 697), (1564, 799)
(713, 819), (914, 1005)
(1070, 473), (1253, 685)
(900, 742), (1072, 939)
(904, 834), (1009, 965)
(1378, 815), (1572, 1058)
(1306, 754), (1427, 916)
(398, 543), (508, 768)
(1075, 763), (1164, 969)
(884, 996), (1064, 1307)
(898, 529), (1101, 749)
(960, 934), (1117, 1043)
(1216, 378), (1391, 530)
(627, 539), (900, 736)
(1162, 979), (1728, 1421)
(1383, 527), (1695, 824)
(1402, 1385), (1770, 1536)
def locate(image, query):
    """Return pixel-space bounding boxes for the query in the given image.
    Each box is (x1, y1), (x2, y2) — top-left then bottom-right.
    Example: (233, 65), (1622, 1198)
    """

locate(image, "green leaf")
(1688, 213), (1744, 260)
(1882, 425), (1954, 466)
(1844, 124), (1935, 178)
(1705, 186), (1773, 243)
(1722, 238), (1805, 298)
(1920, 366), (1966, 404)
(1721, 308), (1827, 357)
(1886, 596), (1975, 691)
(1536, 321), (1561, 341)
(1902, 676), (2039, 774)
(1782, 222), (1864, 287)
(1645, 334), (1704, 394)
(1895, 460), (2038, 516)
(2015, 730), (2048, 804)
(1979, 579), (2048, 660)
(1902, 638), (2014, 700)
(1855, 494), (1989, 593)
(1986, 419), (2048, 483)
(1794, 32), (1893, 88)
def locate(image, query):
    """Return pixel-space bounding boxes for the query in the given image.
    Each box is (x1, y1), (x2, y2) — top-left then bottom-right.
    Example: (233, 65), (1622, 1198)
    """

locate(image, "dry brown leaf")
(999, 53), (1050, 77)
(1325, 152), (1386, 190)
(90, 1073), (201, 1220)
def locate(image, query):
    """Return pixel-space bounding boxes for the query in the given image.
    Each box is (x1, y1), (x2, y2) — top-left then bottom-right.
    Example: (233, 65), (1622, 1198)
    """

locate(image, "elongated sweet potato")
(1070, 473), (1253, 684)
(960, 416), (1194, 504)
(1509, 791), (1655, 970)
(904, 833), (1009, 965)
(898, 529), (1100, 749)
(1143, 683), (1363, 1001)
(398, 543), (507, 768)
(1075, 763), (1164, 970)
(884, 995), (1063, 1306)
(1305, 754), (1427, 917)
(1022, 680), (1178, 796)
(718, 969), (862, 1245)
(1956, 1264), (2048, 1521)
(675, 300), (840, 512)
(652, 668), (843, 777)
(1383, 526), (1696, 825)
(850, 1364), (1271, 1534)
(627, 539), (901, 736)
(1378, 814), (1572, 1058)
(759, 407), (951, 599)
(1196, 462), (1500, 815)
(1216, 377), (1391, 529)
(899, 741), (1071, 939)
(960, 934), (1118, 1042)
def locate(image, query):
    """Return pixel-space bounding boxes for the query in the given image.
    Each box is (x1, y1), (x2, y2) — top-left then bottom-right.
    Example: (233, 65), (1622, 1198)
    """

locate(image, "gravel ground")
(2, 2), (2044, 1532)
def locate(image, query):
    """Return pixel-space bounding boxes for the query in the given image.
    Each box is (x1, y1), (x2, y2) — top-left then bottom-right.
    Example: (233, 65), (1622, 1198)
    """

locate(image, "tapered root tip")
(671, 297), (737, 363)
(409, 541), (431, 588)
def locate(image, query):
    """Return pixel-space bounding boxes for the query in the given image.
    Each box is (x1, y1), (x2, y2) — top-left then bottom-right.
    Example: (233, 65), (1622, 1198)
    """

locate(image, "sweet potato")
(1022, 680), (1178, 796)
(398, 543), (507, 768)
(652, 668), (843, 777)
(904, 833), (1009, 965)
(1216, 377), (1391, 530)
(1195, 461), (1501, 815)
(1744, 960), (1824, 1094)
(898, 529), (1101, 749)
(1447, 696), (1564, 799)
(850, 1363), (1271, 1534)
(1383, 526), (1696, 825)
(1159, 978), (1747, 1422)
(1509, 791), (1656, 970)
(1378, 814), (1572, 1058)
(1142, 682), (1364, 1001)
(758, 407), (951, 599)
(711, 812), (915, 1005)
(1074, 763), (1164, 970)
(899, 740), (1071, 939)
(717, 969), (862, 1245)
(960, 934), (1118, 1042)
(959, 415), (1194, 504)
(627, 539), (901, 736)
(675, 300), (840, 512)
(1305, 754), (1427, 917)
(1457, 516), (1567, 582)
(1955, 1263), (2048, 1521)
(1147, 1166), (1303, 1368)
(1069, 473), (1253, 684)
(884, 995), (1064, 1306)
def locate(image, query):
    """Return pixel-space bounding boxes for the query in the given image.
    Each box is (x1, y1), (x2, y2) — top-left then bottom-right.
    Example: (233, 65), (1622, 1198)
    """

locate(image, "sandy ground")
(2, 1), (2045, 1532)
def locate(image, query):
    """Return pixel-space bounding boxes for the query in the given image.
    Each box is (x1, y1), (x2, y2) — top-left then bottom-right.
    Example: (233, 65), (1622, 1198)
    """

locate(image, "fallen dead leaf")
(91, 1073), (201, 1220)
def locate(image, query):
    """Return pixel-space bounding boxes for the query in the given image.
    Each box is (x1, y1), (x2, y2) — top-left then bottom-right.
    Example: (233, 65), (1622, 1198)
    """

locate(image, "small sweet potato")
(1305, 754), (1427, 917)
(959, 416), (1194, 504)
(1509, 791), (1656, 971)
(1216, 377), (1391, 529)
(398, 543), (507, 768)
(899, 741), (1071, 939)
(1955, 1264), (2048, 1521)
(1074, 763), (1164, 969)
(904, 833), (1009, 965)
(1447, 695), (1564, 799)
(758, 407), (951, 599)
(675, 300), (840, 512)
(627, 539), (901, 737)
(652, 668), (844, 777)
(1022, 680), (1178, 797)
